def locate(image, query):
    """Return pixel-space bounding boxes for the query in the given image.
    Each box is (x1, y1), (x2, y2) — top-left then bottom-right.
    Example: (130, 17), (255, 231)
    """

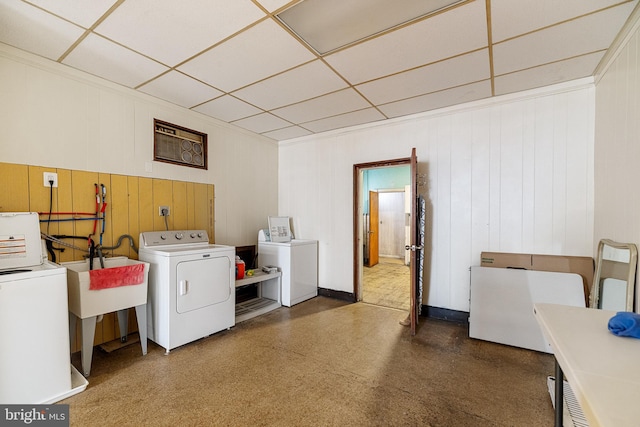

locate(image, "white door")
(176, 257), (231, 313)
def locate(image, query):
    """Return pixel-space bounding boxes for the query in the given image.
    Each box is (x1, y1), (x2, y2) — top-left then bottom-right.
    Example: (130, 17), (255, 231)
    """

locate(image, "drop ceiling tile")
(494, 52), (603, 96)
(357, 49), (490, 105)
(493, 4), (636, 75)
(178, 19), (315, 92)
(94, 0), (265, 66)
(193, 95), (262, 122)
(0, 1), (84, 61)
(233, 60), (348, 110)
(262, 126), (313, 141)
(379, 80), (492, 118)
(491, 0), (637, 43)
(324, 0), (487, 84)
(301, 108), (386, 134)
(26, 0), (118, 28)
(138, 71), (223, 108)
(254, 0), (292, 13)
(271, 89), (371, 123)
(232, 113), (291, 134)
(63, 33), (169, 88)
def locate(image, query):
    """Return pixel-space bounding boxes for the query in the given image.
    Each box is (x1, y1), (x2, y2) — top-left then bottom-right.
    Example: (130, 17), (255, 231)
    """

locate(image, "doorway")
(355, 163), (411, 311)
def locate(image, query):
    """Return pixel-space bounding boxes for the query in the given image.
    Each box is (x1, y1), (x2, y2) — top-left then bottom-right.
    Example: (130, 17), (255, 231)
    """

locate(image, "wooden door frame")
(353, 157), (411, 302)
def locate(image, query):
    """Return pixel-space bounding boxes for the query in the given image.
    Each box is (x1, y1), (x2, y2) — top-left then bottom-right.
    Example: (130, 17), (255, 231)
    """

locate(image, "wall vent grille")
(153, 119), (207, 170)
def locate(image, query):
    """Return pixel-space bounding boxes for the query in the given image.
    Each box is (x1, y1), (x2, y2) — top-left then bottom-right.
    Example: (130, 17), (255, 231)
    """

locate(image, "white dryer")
(139, 231), (235, 353)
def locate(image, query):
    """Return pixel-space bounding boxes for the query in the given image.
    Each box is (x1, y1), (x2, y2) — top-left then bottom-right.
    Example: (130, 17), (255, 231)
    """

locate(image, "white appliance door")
(176, 257), (231, 313)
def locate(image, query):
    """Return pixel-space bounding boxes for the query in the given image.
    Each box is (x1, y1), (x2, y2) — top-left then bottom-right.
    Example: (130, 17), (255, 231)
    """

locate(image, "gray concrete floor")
(64, 296), (555, 426)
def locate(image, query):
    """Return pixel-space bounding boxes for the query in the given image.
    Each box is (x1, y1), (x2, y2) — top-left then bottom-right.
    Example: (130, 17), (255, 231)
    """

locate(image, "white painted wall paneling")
(0, 44), (278, 247)
(279, 83), (595, 312)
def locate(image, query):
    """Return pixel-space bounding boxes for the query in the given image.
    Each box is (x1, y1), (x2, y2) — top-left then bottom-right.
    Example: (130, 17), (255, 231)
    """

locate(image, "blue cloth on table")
(608, 311), (640, 338)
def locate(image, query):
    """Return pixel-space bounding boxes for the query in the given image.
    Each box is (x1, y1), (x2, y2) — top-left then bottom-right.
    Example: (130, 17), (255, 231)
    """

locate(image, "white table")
(534, 303), (640, 426)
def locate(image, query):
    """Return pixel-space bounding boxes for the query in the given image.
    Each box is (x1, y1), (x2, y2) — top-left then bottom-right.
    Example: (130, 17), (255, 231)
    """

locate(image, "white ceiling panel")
(233, 60), (348, 110)
(272, 88), (371, 123)
(232, 112), (291, 134)
(301, 108), (386, 133)
(2, 0), (637, 140)
(263, 125), (313, 140)
(138, 71), (223, 108)
(25, 0), (118, 28)
(357, 49), (490, 105)
(491, 0), (638, 43)
(493, 4), (636, 75)
(379, 80), (492, 118)
(0, 1), (84, 60)
(63, 33), (169, 88)
(94, 0), (265, 66)
(255, 0), (293, 13)
(494, 52), (603, 96)
(324, 0), (487, 84)
(193, 95), (262, 123)
(178, 19), (315, 92)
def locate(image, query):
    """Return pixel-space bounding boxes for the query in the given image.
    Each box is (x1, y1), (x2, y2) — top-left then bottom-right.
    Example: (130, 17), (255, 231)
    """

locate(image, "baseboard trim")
(423, 306), (469, 324)
(318, 287), (356, 302)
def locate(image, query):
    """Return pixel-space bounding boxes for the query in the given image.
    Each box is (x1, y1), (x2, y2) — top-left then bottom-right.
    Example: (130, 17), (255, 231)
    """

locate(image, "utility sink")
(64, 257), (149, 319)
(63, 256), (149, 377)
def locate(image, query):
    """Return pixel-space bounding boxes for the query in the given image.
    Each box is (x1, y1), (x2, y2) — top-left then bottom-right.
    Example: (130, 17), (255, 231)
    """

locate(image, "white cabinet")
(258, 239), (318, 307)
(235, 271), (281, 322)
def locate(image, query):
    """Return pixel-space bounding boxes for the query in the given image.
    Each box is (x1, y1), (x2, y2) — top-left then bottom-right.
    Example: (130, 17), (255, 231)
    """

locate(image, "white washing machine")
(0, 212), (87, 403)
(139, 230), (235, 353)
(258, 231), (318, 307)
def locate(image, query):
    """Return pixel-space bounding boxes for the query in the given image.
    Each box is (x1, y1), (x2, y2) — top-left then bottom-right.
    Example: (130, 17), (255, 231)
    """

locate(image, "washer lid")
(0, 212), (43, 270)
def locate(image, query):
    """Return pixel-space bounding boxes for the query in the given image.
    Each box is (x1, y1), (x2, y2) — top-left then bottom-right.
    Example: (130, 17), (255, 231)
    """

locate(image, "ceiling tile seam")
(188, 95), (271, 123)
(132, 14), (273, 92)
(165, 15), (271, 71)
(189, 91), (232, 111)
(294, 106), (380, 128)
(485, 0), (495, 96)
(375, 78), (492, 107)
(254, 0), (300, 16)
(262, 6), (380, 119)
(493, 49), (609, 78)
(264, 87), (354, 112)
(134, 69), (227, 99)
(260, 122), (313, 136)
(314, 56), (387, 116)
(67, 31), (171, 78)
(353, 46), (489, 87)
(263, 92), (388, 125)
(492, 1), (636, 46)
(228, 110), (297, 128)
(227, 57), (318, 95)
(44, 0), (126, 62)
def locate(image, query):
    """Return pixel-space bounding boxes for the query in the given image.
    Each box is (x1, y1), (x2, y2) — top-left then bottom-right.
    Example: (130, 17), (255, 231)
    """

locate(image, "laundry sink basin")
(64, 257), (149, 319)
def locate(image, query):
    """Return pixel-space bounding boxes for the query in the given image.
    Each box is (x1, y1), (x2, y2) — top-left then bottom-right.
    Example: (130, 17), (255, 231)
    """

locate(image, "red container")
(235, 258), (245, 280)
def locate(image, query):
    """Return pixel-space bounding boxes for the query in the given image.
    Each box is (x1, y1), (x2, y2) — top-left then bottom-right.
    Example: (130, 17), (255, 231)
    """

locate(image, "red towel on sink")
(89, 264), (145, 290)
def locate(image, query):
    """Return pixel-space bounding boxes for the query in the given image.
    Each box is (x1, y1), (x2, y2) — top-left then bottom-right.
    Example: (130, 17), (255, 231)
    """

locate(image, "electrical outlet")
(159, 206), (170, 216)
(43, 172), (58, 188)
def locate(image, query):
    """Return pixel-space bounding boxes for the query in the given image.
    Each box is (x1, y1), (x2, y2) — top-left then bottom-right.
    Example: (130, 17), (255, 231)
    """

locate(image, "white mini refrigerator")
(258, 236), (318, 307)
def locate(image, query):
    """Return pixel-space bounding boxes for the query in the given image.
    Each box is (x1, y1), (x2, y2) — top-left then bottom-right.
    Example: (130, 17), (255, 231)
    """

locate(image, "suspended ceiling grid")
(0, 0), (637, 141)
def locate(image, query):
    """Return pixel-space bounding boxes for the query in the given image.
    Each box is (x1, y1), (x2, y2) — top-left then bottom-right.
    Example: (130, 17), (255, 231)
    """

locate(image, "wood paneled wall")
(0, 162), (215, 351)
